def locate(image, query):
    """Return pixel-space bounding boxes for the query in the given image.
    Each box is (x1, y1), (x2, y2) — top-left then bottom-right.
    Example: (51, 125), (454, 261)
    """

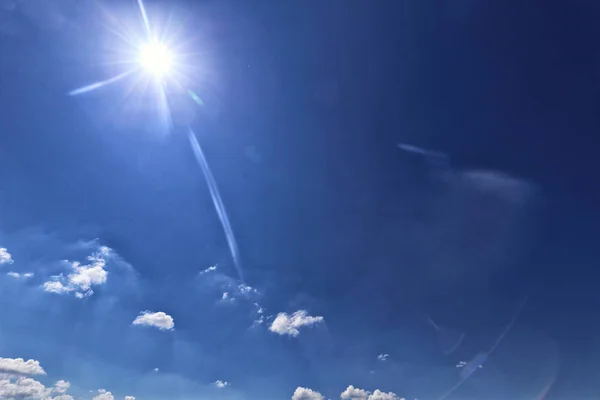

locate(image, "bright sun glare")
(139, 41), (173, 77)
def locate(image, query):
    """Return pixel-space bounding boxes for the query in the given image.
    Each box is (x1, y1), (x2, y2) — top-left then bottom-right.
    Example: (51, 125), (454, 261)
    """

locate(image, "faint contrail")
(188, 128), (244, 281)
(68, 69), (137, 96)
(397, 143), (448, 159)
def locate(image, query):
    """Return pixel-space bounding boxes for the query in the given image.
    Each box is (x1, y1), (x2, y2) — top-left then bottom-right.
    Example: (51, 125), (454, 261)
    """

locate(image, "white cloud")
(42, 248), (111, 298)
(0, 377), (50, 399)
(0, 358), (46, 376)
(269, 310), (324, 337)
(199, 265), (217, 274)
(0, 358), (75, 399)
(214, 380), (229, 388)
(0, 248), (13, 265)
(153, 368), (159, 373)
(340, 386), (404, 400)
(377, 354), (389, 361)
(7, 271), (34, 279)
(368, 390), (404, 400)
(52, 395), (74, 400)
(53, 380), (70, 394)
(124, 396), (136, 400)
(132, 311), (175, 331)
(341, 385), (370, 400)
(93, 389), (114, 400)
(291, 387), (325, 400)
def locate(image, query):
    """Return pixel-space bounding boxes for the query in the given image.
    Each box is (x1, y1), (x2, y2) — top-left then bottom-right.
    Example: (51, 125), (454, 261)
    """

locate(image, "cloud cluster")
(0, 248), (13, 265)
(7, 271), (34, 279)
(132, 311), (175, 331)
(269, 310), (324, 337)
(42, 246), (112, 298)
(0, 357), (73, 400)
(291, 386), (404, 400)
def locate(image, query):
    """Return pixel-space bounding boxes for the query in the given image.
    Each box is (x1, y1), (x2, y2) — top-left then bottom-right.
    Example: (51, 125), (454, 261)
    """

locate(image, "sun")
(139, 40), (173, 77)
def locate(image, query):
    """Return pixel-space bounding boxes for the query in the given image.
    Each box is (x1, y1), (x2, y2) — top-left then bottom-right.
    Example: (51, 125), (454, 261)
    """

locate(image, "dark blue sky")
(1, 1), (599, 399)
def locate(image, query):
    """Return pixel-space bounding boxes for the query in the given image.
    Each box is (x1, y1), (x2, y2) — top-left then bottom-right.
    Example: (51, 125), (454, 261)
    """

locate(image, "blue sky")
(2, 0), (600, 399)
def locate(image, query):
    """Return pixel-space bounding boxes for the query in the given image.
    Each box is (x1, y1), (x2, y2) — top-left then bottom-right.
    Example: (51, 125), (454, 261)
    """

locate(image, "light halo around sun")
(138, 40), (174, 78)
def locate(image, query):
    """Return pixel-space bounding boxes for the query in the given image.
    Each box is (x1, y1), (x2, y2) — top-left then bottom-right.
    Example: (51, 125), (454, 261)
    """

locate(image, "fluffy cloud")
(53, 380), (70, 394)
(0, 248), (13, 265)
(0, 377), (49, 399)
(340, 386), (403, 400)
(7, 271), (34, 279)
(42, 247), (112, 298)
(93, 389), (114, 400)
(0, 358), (46, 376)
(214, 380), (229, 388)
(291, 387), (325, 400)
(132, 311), (175, 331)
(269, 310), (324, 337)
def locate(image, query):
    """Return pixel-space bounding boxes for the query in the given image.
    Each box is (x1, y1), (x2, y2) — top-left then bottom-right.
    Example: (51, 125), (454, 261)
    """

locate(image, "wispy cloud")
(42, 246), (112, 298)
(269, 310), (324, 337)
(125, 397), (136, 400)
(214, 380), (229, 388)
(291, 387), (325, 400)
(0, 248), (13, 265)
(199, 265), (217, 275)
(132, 311), (175, 331)
(377, 353), (389, 362)
(6, 271), (34, 279)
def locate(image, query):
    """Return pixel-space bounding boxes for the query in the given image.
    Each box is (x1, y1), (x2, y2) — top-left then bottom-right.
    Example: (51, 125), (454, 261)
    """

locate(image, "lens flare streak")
(68, 69), (138, 96)
(188, 128), (244, 281)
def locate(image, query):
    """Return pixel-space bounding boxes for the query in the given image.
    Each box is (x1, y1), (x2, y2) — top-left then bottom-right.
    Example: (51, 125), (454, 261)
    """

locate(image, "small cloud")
(53, 380), (70, 394)
(6, 271), (34, 279)
(93, 389), (114, 400)
(125, 397), (136, 400)
(0, 357), (46, 376)
(269, 310), (324, 337)
(377, 353), (389, 362)
(0, 248), (13, 265)
(153, 368), (159, 372)
(132, 311), (175, 331)
(254, 303), (264, 314)
(291, 387), (324, 400)
(340, 385), (404, 400)
(199, 265), (217, 275)
(222, 292), (231, 301)
(42, 247), (111, 298)
(214, 380), (229, 388)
